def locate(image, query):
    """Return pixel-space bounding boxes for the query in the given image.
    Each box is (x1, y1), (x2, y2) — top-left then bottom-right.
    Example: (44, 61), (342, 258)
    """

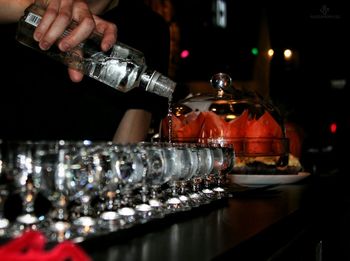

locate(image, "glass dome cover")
(161, 73), (302, 174)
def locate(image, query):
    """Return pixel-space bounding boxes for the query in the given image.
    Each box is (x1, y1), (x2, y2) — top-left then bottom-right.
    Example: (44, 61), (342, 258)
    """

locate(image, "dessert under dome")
(161, 73), (302, 174)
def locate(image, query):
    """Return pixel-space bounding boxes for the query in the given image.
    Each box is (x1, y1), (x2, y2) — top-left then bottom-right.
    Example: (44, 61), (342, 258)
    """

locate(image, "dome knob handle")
(210, 73), (232, 90)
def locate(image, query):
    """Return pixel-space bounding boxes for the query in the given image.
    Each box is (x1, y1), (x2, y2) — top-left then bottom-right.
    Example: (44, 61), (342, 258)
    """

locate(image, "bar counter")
(81, 174), (335, 261)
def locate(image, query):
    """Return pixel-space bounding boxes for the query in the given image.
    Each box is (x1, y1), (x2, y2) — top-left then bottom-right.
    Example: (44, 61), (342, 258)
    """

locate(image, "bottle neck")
(139, 69), (176, 99)
(139, 69), (156, 89)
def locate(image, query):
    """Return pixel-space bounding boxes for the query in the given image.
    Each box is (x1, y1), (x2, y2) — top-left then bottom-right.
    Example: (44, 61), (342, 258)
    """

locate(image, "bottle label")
(25, 12), (41, 27)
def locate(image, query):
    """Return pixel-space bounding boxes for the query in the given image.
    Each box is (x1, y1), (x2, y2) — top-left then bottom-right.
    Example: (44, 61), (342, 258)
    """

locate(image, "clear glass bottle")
(15, 3), (176, 99)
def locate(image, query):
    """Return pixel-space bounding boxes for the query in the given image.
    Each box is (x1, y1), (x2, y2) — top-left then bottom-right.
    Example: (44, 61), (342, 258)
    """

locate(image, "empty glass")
(97, 143), (120, 213)
(67, 141), (103, 236)
(35, 140), (74, 241)
(109, 144), (144, 226)
(136, 142), (173, 219)
(5, 141), (43, 236)
(0, 140), (10, 234)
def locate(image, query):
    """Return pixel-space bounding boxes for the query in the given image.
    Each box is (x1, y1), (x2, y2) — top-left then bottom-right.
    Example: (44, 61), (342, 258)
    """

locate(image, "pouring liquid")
(167, 97), (173, 143)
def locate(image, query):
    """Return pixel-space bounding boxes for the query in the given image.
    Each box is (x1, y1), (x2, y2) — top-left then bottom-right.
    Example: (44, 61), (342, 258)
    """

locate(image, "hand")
(33, 0), (117, 82)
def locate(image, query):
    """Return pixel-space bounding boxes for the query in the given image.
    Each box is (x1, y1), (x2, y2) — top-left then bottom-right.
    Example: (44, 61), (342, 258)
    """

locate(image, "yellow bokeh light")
(268, 49), (274, 57)
(284, 49), (292, 60)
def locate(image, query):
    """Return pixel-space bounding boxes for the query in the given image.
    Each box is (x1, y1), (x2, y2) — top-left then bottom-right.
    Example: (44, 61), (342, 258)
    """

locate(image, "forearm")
(113, 109), (152, 144)
(0, 0), (33, 23)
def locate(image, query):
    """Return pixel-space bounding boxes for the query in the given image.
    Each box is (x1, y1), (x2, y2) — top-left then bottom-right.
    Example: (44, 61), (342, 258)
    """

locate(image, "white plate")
(228, 172), (311, 186)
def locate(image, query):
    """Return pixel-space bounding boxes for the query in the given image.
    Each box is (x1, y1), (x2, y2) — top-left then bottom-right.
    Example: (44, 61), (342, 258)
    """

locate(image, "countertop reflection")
(85, 183), (316, 261)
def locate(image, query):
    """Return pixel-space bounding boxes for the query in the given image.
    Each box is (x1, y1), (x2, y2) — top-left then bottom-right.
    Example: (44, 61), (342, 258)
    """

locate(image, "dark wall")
(173, 0), (261, 81)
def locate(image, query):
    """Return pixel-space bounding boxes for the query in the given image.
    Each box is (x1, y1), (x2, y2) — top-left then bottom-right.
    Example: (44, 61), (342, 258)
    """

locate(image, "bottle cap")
(141, 70), (176, 99)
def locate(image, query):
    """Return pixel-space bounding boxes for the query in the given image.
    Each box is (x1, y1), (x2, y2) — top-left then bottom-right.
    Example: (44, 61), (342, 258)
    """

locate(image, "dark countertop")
(82, 176), (325, 261)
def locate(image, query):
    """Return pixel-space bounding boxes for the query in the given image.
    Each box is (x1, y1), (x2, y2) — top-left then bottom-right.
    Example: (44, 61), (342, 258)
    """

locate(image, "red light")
(180, 50), (190, 59)
(330, 123), (337, 134)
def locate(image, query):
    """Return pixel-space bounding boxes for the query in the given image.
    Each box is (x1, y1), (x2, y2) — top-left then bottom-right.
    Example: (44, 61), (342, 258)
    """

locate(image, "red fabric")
(0, 230), (91, 261)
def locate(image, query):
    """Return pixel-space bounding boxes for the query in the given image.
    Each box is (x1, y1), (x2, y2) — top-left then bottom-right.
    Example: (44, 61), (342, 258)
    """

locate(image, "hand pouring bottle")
(15, 3), (176, 99)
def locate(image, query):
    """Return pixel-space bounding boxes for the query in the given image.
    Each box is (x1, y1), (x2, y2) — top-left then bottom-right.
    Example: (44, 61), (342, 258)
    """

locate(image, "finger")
(33, 0), (62, 42)
(68, 68), (84, 82)
(33, 0), (74, 51)
(39, 0), (76, 51)
(93, 15), (117, 52)
(58, 16), (95, 52)
(58, 1), (95, 51)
